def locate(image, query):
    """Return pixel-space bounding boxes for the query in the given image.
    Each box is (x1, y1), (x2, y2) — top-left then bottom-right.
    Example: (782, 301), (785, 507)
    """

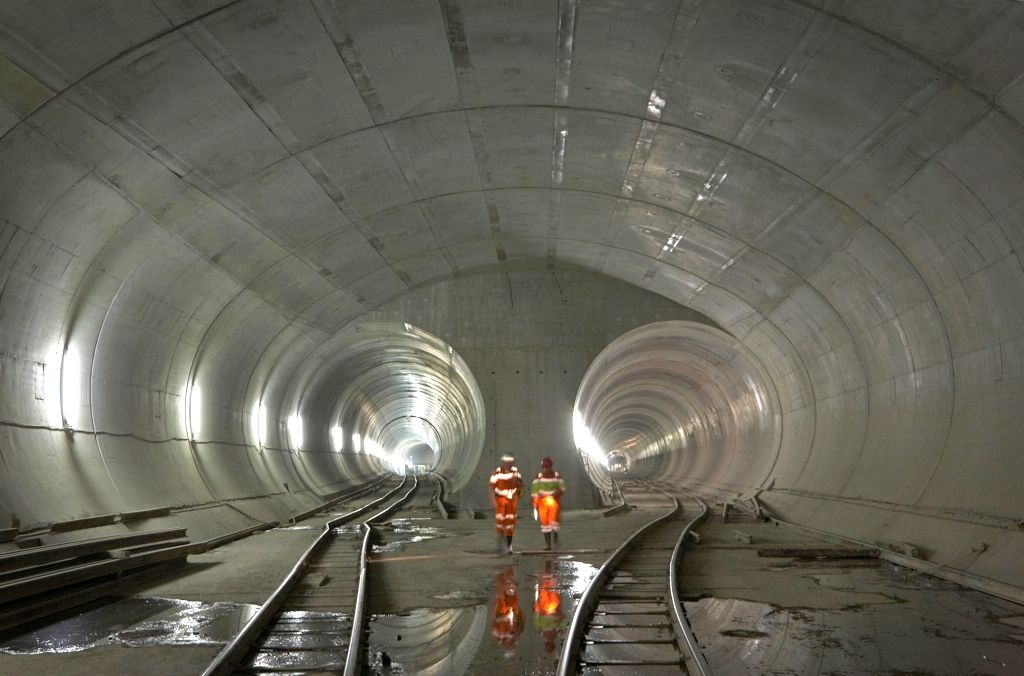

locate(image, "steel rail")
(556, 481), (680, 676)
(431, 475), (450, 519)
(287, 475), (392, 525)
(201, 475), (411, 676)
(669, 492), (712, 675)
(602, 473), (629, 516)
(343, 475), (420, 676)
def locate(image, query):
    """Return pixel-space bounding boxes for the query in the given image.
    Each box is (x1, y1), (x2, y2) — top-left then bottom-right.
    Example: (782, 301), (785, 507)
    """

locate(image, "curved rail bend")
(343, 475), (420, 676)
(202, 476), (411, 676)
(670, 492), (712, 675)
(556, 481), (681, 676)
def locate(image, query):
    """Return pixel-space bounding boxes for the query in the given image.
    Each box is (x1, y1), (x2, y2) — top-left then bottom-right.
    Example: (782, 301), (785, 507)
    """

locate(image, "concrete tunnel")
(1, 0), (1024, 671)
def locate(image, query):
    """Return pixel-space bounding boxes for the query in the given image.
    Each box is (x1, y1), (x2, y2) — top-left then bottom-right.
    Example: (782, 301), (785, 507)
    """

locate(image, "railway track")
(558, 479), (710, 676)
(202, 474), (427, 676)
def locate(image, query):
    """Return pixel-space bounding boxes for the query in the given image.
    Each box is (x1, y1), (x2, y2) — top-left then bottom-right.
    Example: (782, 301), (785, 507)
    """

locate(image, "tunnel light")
(251, 403), (268, 448)
(647, 89), (666, 117)
(573, 409), (609, 468)
(187, 384), (202, 441)
(288, 414), (303, 450)
(364, 437), (402, 473)
(60, 344), (81, 430)
(331, 425), (345, 452)
(44, 345), (64, 427)
(351, 432), (362, 453)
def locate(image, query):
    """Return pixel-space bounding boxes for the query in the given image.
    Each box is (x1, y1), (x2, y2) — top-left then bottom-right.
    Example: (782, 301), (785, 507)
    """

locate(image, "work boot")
(553, 530), (559, 548)
(497, 534), (507, 555)
(543, 532), (551, 550)
(506, 535), (514, 555)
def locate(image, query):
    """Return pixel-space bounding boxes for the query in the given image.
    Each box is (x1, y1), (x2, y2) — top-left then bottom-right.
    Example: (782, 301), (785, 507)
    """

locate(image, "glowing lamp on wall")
(60, 345), (81, 431)
(331, 425), (345, 452)
(186, 384), (202, 442)
(251, 403), (268, 449)
(288, 414), (304, 450)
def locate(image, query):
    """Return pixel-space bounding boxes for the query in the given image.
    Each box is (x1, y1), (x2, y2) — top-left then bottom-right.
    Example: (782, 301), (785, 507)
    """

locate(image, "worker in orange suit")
(532, 558), (566, 656)
(491, 565), (523, 657)
(531, 456), (566, 550)
(490, 454), (524, 555)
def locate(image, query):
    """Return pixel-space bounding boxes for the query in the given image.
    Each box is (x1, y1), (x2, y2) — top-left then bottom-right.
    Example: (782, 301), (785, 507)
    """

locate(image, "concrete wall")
(360, 268), (714, 509)
(0, 0), (1022, 592)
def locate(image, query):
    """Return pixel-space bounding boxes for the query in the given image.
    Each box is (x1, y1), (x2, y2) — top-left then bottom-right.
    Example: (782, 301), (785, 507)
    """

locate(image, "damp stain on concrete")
(0, 596), (258, 655)
(685, 591), (1024, 675)
(373, 519), (455, 553)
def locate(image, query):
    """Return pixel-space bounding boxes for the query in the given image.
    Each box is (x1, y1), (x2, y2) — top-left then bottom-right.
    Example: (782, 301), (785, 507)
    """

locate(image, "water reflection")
(532, 559), (567, 656)
(491, 565), (524, 658)
(365, 607), (488, 675)
(0, 596), (257, 655)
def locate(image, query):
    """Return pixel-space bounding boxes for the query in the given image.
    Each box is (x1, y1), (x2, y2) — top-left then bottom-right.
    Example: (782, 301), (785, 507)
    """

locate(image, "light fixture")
(60, 344), (81, 431)
(187, 384), (202, 441)
(288, 414), (303, 450)
(251, 403), (268, 449)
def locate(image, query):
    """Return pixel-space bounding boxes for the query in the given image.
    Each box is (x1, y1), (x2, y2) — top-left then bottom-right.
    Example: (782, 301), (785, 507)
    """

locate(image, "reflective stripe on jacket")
(490, 466), (524, 500)
(531, 471), (565, 500)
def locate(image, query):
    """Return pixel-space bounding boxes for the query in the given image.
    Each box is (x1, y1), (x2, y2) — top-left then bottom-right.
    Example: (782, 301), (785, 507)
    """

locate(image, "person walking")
(531, 456), (566, 550)
(490, 454), (524, 555)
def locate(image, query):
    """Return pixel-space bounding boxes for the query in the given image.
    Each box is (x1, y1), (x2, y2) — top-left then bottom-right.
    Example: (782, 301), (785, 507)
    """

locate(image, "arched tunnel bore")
(0, 0), (1021, 641)
(296, 321), (484, 488)
(574, 321), (781, 499)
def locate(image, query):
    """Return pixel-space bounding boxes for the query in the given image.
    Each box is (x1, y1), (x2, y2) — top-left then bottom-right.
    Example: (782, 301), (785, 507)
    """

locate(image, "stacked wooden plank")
(0, 528), (191, 632)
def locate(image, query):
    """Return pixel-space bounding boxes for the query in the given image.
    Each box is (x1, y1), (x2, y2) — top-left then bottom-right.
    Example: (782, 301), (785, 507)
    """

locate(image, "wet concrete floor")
(680, 513), (1024, 675)
(1, 502), (1023, 675)
(0, 506), (650, 675)
(0, 596), (257, 655)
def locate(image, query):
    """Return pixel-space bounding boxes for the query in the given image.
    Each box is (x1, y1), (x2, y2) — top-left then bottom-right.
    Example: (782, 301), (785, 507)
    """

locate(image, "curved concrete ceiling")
(1, 1), (1023, 591)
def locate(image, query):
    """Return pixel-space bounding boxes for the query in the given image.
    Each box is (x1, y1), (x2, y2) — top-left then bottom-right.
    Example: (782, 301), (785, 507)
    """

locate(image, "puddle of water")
(365, 606), (489, 675)
(372, 522), (454, 553)
(554, 559), (600, 598)
(363, 556), (600, 674)
(433, 590), (481, 602)
(0, 596), (258, 655)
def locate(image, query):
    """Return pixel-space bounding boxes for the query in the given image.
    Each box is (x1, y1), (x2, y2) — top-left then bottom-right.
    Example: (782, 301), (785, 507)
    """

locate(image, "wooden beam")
(0, 542), (191, 603)
(757, 547), (880, 559)
(0, 528), (186, 572)
(0, 558), (188, 633)
(49, 514), (118, 533)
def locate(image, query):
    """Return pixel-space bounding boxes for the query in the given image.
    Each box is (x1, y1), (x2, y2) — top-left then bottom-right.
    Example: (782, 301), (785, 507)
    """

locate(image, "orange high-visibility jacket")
(490, 465), (524, 501)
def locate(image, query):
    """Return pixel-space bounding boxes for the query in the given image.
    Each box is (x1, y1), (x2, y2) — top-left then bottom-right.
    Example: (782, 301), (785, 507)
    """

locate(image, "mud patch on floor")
(372, 519), (456, 553)
(719, 628), (769, 638)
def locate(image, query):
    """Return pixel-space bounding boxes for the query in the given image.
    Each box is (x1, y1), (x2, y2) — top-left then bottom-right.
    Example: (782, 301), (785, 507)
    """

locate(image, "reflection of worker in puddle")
(532, 559), (567, 656)
(491, 565), (524, 657)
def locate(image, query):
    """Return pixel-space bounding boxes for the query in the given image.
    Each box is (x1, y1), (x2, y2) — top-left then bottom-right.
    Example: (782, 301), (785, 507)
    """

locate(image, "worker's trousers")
(494, 496), (519, 536)
(536, 495), (561, 533)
